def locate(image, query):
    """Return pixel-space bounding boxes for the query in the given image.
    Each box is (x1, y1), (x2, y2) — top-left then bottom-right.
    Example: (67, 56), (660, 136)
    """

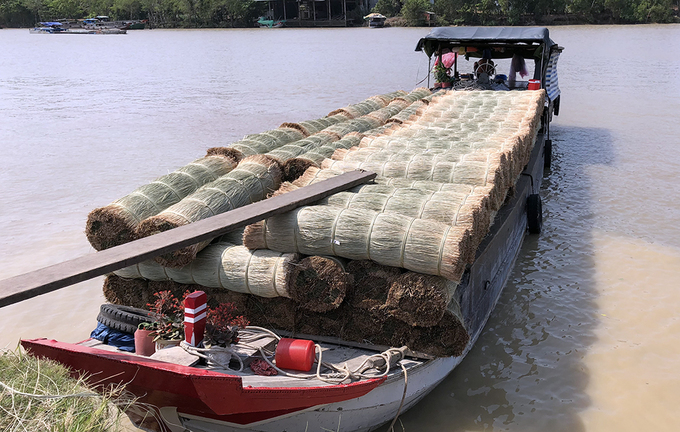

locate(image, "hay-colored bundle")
(224, 127), (307, 157)
(214, 227), (245, 245)
(280, 116), (344, 136)
(243, 205), (474, 282)
(85, 155), (239, 251)
(320, 152), (508, 211)
(288, 256), (352, 312)
(277, 181), (491, 247)
(266, 133), (338, 163)
(292, 133), (365, 166)
(137, 155), (282, 267)
(281, 133), (365, 181)
(114, 242), (298, 298)
(384, 272), (457, 327)
(102, 274), (150, 306)
(345, 260), (402, 311)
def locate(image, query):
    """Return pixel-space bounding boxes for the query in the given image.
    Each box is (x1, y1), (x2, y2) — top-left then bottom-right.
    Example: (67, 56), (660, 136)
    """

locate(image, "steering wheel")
(475, 62), (496, 77)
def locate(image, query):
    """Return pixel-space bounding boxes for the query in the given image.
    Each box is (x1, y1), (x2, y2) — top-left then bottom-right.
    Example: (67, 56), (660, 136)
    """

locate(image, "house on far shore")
(255, 0), (375, 26)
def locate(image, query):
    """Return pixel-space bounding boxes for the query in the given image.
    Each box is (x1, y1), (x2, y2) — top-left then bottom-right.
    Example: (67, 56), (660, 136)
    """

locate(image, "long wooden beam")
(0, 170), (376, 308)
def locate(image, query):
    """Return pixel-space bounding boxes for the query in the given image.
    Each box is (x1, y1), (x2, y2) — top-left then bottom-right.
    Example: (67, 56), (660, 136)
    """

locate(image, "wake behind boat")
(14, 27), (562, 432)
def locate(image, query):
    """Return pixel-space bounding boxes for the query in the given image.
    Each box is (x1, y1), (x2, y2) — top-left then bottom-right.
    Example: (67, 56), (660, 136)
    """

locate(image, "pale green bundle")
(244, 204), (474, 282)
(210, 127), (307, 158)
(115, 242), (298, 298)
(266, 133), (338, 163)
(137, 155), (282, 267)
(85, 154), (240, 251)
(277, 181), (491, 247)
(292, 168), (480, 195)
(385, 100), (428, 124)
(294, 133), (365, 166)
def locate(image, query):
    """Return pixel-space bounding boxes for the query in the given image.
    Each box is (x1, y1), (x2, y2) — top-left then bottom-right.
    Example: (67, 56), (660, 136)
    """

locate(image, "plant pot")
(433, 82), (442, 89)
(441, 82), (452, 88)
(155, 338), (182, 351)
(134, 329), (156, 356)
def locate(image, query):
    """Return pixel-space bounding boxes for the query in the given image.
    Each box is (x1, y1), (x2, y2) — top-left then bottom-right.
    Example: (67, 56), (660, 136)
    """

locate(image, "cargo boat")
(19, 27), (563, 432)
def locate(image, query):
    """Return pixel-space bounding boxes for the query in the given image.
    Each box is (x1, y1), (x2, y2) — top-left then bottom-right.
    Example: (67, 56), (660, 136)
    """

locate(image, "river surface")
(1, 25), (679, 432)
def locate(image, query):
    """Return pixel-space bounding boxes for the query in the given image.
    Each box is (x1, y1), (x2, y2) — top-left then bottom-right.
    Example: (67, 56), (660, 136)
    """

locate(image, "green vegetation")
(0, 0), (266, 28)
(0, 348), (133, 431)
(0, 0), (676, 29)
(374, 0), (678, 25)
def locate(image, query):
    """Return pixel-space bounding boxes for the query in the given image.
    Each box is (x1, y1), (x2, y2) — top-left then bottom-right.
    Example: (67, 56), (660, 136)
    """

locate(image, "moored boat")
(17, 27), (563, 432)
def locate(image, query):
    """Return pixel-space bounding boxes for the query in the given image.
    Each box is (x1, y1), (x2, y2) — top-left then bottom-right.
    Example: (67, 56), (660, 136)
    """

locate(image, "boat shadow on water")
(383, 125), (614, 432)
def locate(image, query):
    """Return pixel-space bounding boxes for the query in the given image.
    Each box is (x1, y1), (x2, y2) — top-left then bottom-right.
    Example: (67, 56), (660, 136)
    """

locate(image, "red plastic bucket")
(528, 79), (541, 90)
(275, 338), (315, 371)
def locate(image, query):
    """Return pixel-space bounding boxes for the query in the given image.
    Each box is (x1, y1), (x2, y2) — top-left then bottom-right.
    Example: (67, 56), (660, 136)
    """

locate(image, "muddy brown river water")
(1, 24), (679, 432)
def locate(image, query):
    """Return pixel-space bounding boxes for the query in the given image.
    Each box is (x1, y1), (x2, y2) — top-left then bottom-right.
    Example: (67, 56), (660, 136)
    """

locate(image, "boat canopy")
(39, 22), (63, 26)
(415, 26), (557, 59)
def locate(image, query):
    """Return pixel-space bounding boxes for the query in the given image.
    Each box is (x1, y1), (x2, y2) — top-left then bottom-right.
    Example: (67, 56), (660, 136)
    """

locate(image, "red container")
(134, 329), (156, 356)
(275, 338), (316, 371)
(528, 79), (541, 90)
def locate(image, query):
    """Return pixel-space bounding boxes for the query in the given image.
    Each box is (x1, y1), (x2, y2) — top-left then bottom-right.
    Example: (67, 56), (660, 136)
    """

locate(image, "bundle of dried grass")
(85, 155), (239, 251)
(410, 309), (469, 357)
(288, 256), (352, 312)
(384, 272), (457, 327)
(320, 153), (508, 211)
(284, 133), (365, 178)
(137, 155), (282, 267)
(266, 134), (338, 163)
(280, 117), (340, 136)
(345, 260), (402, 311)
(223, 127), (307, 157)
(115, 242), (298, 298)
(243, 205), (473, 282)
(102, 274), (150, 306)
(277, 181), (491, 247)
(247, 296), (297, 330)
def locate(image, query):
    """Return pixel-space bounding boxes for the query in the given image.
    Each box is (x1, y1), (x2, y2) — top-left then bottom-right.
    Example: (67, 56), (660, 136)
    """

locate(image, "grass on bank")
(0, 348), (136, 432)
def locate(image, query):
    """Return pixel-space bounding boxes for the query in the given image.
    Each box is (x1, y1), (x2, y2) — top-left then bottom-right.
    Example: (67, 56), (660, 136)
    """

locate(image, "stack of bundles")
(385, 100), (429, 125)
(297, 263), (469, 357)
(85, 154), (240, 251)
(327, 91), (403, 119)
(136, 155), (282, 268)
(212, 127), (309, 159)
(266, 133), (339, 163)
(285, 132), (365, 176)
(243, 204), (474, 282)
(277, 181), (491, 246)
(321, 152), (508, 211)
(113, 241), (352, 311)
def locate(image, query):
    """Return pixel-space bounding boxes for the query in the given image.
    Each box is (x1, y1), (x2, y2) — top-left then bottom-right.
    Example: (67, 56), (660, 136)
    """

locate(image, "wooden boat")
(19, 27), (563, 432)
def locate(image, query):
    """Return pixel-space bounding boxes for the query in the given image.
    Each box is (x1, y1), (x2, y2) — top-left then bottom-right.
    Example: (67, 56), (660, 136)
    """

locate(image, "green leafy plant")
(434, 62), (451, 83)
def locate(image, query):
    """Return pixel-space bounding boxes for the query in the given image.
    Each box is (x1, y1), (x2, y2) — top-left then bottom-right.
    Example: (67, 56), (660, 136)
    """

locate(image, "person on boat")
(508, 53), (529, 87)
(474, 49), (495, 77)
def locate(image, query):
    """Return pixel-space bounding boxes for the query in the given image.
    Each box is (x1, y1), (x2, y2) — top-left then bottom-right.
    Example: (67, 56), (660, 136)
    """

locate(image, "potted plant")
(145, 290), (187, 350)
(434, 62), (452, 88)
(134, 322), (156, 356)
(203, 303), (250, 348)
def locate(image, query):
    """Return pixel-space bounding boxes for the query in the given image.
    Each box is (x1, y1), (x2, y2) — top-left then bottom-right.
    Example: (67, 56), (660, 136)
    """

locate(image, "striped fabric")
(545, 50), (561, 102)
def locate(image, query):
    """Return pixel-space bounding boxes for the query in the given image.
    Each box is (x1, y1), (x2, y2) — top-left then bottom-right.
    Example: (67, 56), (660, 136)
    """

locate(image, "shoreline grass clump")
(0, 348), (134, 432)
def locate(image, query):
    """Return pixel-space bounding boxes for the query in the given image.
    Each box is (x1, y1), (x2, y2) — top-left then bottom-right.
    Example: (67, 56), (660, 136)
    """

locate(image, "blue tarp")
(90, 322), (136, 352)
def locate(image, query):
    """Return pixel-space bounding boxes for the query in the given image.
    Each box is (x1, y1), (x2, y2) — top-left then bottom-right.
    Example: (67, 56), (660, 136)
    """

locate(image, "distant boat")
(29, 22), (127, 34)
(364, 13), (386, 28)
(257, 17), (285, 28)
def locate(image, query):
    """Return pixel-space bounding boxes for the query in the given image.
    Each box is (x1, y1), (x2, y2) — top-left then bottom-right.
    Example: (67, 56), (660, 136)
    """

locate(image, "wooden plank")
(0, 170), (376, 308)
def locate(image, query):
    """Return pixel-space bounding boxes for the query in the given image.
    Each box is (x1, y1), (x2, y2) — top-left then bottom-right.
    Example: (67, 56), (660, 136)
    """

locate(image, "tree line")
(1, 0), (677, 28)
(378, 0), (678, 26)
(0, 0), (265, 27)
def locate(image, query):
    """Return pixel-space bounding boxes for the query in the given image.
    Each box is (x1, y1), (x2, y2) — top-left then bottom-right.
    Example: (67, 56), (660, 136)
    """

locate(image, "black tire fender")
(544, 139), (552, 170)
(97, 304), (158, 334)
(527, 194), (543, 234)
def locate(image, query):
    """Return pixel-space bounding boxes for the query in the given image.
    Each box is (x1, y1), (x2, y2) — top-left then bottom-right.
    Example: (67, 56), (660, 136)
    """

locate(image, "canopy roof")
(416, 27), (556, 57)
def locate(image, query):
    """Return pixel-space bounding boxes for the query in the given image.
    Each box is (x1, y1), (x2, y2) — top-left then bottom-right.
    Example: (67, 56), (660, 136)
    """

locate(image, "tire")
(527, 194), (543, 234)
(97, 304), (158, 334)
(544, 139), (552, 170)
